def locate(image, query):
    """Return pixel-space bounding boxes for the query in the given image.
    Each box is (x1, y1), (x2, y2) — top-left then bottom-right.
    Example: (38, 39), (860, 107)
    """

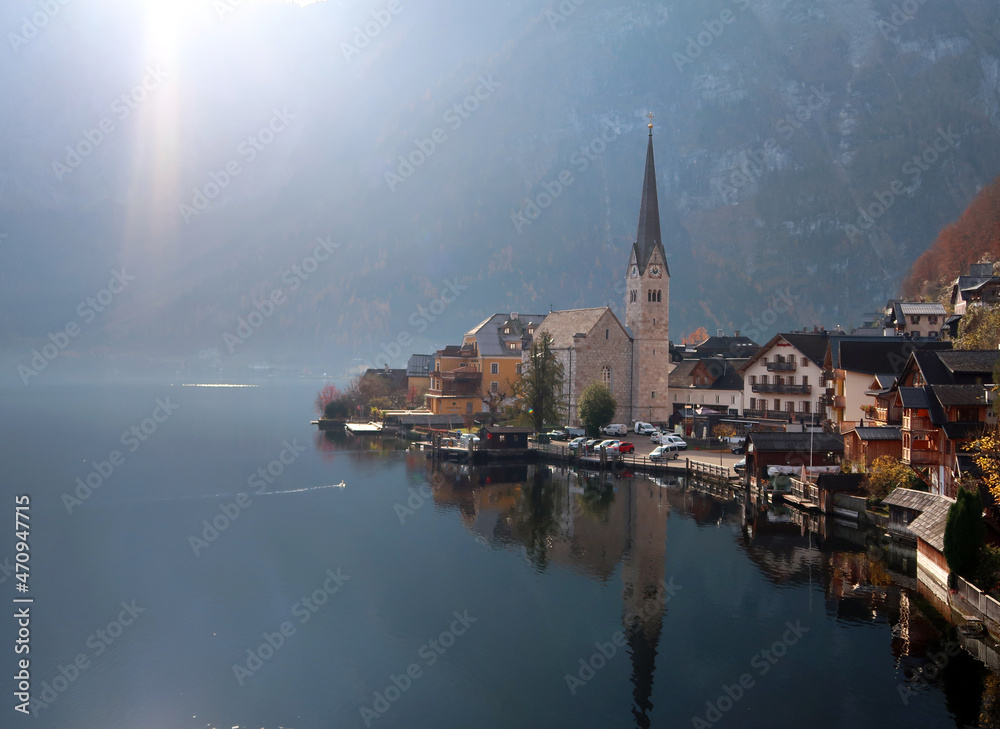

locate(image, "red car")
(616, 441), (635, 453)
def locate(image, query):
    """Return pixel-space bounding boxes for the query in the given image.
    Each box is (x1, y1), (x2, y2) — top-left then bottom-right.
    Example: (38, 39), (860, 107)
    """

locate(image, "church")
(529, 118), (672, 426)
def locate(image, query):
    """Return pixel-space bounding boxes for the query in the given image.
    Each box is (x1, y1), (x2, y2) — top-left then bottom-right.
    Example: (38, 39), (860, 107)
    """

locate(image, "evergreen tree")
(579, 382), (617, 436)
(944, 488), (986, 580)
(512, 335), (565, 432)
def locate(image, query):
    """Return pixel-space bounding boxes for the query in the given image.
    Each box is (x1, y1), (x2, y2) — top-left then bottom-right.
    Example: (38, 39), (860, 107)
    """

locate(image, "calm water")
(2, 381), (998, 729)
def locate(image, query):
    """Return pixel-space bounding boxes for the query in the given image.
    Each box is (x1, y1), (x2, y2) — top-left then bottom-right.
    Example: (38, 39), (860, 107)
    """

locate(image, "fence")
(955, 575), (1000, 625)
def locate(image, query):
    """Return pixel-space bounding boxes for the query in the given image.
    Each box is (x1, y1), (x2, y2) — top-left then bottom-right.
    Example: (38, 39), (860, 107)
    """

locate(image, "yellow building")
(463, 313), (546, 400)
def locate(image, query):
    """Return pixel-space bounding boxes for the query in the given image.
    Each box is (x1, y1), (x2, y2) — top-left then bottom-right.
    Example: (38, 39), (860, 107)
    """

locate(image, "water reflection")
(415, 458), (1000, 728)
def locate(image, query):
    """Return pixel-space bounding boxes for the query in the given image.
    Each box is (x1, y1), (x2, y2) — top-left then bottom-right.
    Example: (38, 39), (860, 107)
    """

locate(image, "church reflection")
(424, 460), (670, 727)
(417, 457), (1000, 728)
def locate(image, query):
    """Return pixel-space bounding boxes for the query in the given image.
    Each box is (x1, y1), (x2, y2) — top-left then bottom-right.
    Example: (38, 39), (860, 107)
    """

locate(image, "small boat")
(332, 480), (346, 488)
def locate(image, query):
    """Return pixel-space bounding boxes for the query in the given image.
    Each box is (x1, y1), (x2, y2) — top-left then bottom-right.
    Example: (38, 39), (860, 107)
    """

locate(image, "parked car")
(731, 444), (745, 455)
(565, 426), (586, 438)
(616, 441), (635, 454)
(649, 444), (680, 461)
(650, 430), (663, 443)
(546, 429), (568, 440)
(633, 421), (656, 435)
(734, 458), (747, 474)
(596, 439), (620, 453)
(583, 439), (602, 453)
(661, 434), (688, 450)
(601, 423), (628, 436)
(567, 437), (588, 452)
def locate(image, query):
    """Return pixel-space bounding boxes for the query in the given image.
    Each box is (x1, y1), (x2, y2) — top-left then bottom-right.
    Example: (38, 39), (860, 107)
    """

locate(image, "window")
(490, 382), (498, 393)
(503, 327), (510, 334)
(788, 375), (795, 385)
(929, 315), (938, 324)
(801, 375), (808, 386)
(507, 342), (518, 350)
(762, 357), (768, 365)
(605, 328), (609, 340)
(750, 398), (757, 410)
(731, 396), (736, 404)
(490, 363), (499, 374)
(802, 402), (811, 413)
(786, 401), (795, 413)
(774, 399), (780, 410)
(466, 402), (473, 413)
(802, 359), (808, 367)
(515, 364), (522, 375)
(910, 315), (920, 324)
(715, 395), (720, 403)
(789, 355), (796, 365)
(652, 391), (655, 399)
(656, 290), (662, 302)
(761, 375), (769, 385)
(602, 366), (612, 389)
(749, 375), (757, 385)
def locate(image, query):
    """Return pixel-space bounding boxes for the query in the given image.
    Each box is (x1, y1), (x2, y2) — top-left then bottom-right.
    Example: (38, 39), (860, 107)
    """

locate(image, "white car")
(596, 439), (620, 453)
(661, 434), (688, 450)
(634, 421), (656, 435)
(601, 423), (628, 436)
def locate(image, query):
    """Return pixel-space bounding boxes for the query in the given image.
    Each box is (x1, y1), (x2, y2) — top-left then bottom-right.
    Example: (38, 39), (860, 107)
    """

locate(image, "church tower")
(625, 115), (670, 423)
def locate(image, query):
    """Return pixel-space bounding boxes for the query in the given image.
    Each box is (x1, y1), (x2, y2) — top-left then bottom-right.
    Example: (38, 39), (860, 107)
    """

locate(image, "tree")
(971, 427), (1000, 502)
(579, 382), (617, 436)
(314, 384), (341, 416)
(862, 455), (921, 504)
(484, 386), (508, 425)
(712, 423), (737, 443)
(511, 335), (565, 432)
(944, 488), (987, 581)
(954, 305), (1000, 350)
(681, 326), (709, 346)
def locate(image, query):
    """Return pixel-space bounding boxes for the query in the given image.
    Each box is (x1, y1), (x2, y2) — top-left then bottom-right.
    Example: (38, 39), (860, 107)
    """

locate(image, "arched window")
(602, 366), (612, 390)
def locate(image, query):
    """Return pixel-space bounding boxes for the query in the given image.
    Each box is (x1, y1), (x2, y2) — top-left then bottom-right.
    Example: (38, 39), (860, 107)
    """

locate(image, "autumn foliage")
(900, 175), (1000, 301)
(681, 326), (709, 346)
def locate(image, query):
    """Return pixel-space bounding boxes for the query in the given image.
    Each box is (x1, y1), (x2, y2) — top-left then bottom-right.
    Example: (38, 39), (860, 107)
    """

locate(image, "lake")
(2, 380), (996, 729)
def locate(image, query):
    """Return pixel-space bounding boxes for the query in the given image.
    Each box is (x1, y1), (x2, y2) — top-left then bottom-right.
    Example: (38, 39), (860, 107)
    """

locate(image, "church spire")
(634, 114), (667, 275)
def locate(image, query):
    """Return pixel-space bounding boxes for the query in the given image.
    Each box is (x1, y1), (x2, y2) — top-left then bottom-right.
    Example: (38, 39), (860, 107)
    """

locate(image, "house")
(406, 354), (434, 401)
(814, 473), (867, 517)
(738, 331), (834, 426)
(744, 431), (844, 488)
(950, 262), (1000, 316)
(687, 331), (760, 360)
(668, 357), (745, 424)
(529, 307), (634, 426)
(357, 367), (409, 407)
(425, 366), (483, 416)
(883, 300), (947, 339)
(843, 426), (902, 469)
(907, 491), (956, 598)
(883, 487), (940, 543)
(823, 337), (951, 433)
(478, 425), (532, 451)
(462, 312), (546, 401)
(894, 350), (999, 495)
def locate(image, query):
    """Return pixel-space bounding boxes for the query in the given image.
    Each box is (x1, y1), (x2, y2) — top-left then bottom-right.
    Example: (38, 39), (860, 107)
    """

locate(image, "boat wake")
(110, 481), (347, 504)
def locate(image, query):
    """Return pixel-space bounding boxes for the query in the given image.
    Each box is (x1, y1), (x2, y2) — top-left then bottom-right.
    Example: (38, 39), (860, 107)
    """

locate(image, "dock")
(345, 422), (384, 435)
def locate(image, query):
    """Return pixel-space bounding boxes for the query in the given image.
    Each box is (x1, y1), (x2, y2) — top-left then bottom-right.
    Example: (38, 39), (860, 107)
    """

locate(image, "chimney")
(734, 330), (740, 337)
(813, 325), (818, 333)
(717, 328), (724, 337)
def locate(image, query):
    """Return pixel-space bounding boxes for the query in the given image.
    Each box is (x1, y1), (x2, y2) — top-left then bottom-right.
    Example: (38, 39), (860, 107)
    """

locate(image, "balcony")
(903, 447), (939, 466)
(903, 414), (934, 432)
(833, 395), (847, 409)
(751, 383), (812, 395)
(766, 361), (796, 372)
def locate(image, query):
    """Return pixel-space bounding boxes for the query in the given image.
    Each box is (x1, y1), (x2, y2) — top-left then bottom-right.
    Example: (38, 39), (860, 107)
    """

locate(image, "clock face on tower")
(630, 265), (639, 278)
(649, 264), (662, 278)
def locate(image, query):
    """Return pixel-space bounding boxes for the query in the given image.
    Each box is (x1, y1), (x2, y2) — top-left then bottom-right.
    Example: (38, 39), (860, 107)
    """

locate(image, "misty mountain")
(2, 0), (999, 379)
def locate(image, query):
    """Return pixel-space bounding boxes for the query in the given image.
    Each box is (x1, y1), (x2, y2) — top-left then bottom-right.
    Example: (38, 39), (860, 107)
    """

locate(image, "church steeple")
(633, 114), (667, 275)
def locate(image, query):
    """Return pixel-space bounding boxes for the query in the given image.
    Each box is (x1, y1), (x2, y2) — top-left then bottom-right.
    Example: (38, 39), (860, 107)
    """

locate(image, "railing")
(789, 477), (819, 504)
(766, 361), (796, 372)
(955, 575), (1000, 628)
(751, 383), (812, 395)
(903, 447), (938, 466)
(903, 415), (934, 431)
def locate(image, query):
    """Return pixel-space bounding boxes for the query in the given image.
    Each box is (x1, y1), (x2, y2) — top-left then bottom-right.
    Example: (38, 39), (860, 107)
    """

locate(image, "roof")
(480, 425), (533, 435)
(933, 385), (989, 407)
(667, 358), (745, 391)
(908, 493), (956, 552)
(535, 307), (629, 350)
(941, 422), (987, 440)
(884, 488), (942, 512)
(937, 351), (1000, 377)
(898, 387), (930, 409)
(826, 338), (951, 374)
(747, 431), (844, 452)
(897, 302), (947, 316)
(465, 313), (546, 357)
(360, 368), (408, 390)
(851, 427), (902, 441)
(738, 331), (838, 374)
(633, 130), (666, 275)
(406, 354), (434, 377)
(693, 335), (760, 358)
